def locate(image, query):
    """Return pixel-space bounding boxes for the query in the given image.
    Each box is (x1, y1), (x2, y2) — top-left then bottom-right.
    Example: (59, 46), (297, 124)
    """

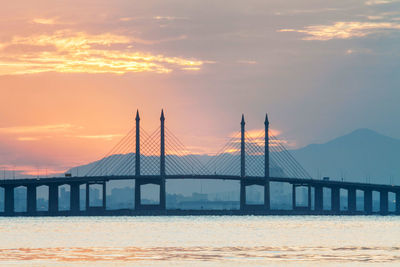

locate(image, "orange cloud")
(279, 21), (400, 40)
(75, 134), (123, 141)
(16, 137), (40, 141)
(0, 123), (76, 134)
(0, 164), (64, 177)
(32, 18), (57, 25)
(365, 0), (396, 5)
(0, 30), (204, 75)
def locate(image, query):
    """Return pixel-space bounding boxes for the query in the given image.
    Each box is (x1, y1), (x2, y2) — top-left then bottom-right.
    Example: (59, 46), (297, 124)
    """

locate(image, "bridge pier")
(70, 183), (80, 214)
(292, 184), (296, 210)
(396, 191), (400, 215)
(314, 185), (323, 212)
(292, 184), (312, 211)
(364, 189), (372, 214)
(4, 185), (14, 215)
(379, 190), (388, 215)
(331, 187), (340, 213)
(134, 181), (141, 210)
(160, 180), (166, 210)
(27, 184), (37, 215)
(264, 181), (270, 211)
(240, 181), (246, 210)
(348, 187), (356, 214)
(102, 182), (107, 211)
(135, 179), (165, 211)
(85, 183), (89, 211)
(85, 182), (107, 213)
(49, 184), (59, 214)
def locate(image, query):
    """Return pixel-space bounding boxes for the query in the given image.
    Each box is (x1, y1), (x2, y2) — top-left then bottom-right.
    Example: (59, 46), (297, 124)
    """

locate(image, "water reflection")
(0, 246), (400, 263)
(0, 216), (399, 266)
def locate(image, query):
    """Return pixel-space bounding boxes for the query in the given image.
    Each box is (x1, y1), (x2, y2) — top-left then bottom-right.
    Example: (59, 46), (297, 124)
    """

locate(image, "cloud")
(237, 60), (257, 65)
(0, 29), (204, 75)
(365, 0), (397, 5)
(367, 16), (384, 20)
(0, 164), (64, 177)
(153, 16), (188, 21)
(0, 124), (75, 134)
(32, 18), (58, 25)
(279, 21), (400, 40)
(75, 134), (123, 141)
(31, 17), (73, 26)
(16, 137), (40, 141)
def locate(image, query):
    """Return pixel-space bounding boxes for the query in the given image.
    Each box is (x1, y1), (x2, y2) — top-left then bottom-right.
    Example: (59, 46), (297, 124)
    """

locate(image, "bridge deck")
(0, 175), (398, 191)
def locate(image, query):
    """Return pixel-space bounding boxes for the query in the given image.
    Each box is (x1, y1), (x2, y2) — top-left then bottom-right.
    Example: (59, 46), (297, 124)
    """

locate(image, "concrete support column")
(86, 183), (90, 211)
(240, 181), (246, 210)
(348, 187), (356, 213)
(380, 190), (388, 215)
(364, 189), (372, 214)
(264, 181), (270, 211)
(308, 185), (312, 210)
(102, 182), (107, 211)
(331, 187), (340, 213)
(4, 185), (14, 215)
(70, 183), (80, 214)
(135, 180), (141, 210)
(292, 184), (296, 210)
(160, 181), (166, 210)
(48, 184), (58, 214)
(396, 191), (400, 215)
(27, 184), (37, 215)
(315, 186), (323, 212)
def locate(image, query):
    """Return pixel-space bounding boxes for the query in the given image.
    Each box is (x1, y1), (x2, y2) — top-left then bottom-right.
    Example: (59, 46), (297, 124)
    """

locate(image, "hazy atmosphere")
(1, 0), (399, 178)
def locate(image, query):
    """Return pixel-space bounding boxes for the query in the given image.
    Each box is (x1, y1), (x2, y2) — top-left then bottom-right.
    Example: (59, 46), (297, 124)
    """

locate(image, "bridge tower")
(240, 115), (246, 210)
(134, 110), (167, 211)
(159, 109), (166, 210)
(135, 110), (140, 177)
(264, 113), (270, 210)
(134, 110), (141, 210)
(240, 114), (272, 213)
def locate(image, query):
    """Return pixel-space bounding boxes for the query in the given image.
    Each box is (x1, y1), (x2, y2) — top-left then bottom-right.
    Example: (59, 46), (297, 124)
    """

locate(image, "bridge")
(0, 110), (399, 216)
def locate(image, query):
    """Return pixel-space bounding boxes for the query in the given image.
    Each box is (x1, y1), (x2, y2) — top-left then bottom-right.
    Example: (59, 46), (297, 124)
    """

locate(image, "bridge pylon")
(264, 113), (270, 211)
(134, 110), (141, 210)
(135, 109), (166, 211)
(240, 113), (271, 212)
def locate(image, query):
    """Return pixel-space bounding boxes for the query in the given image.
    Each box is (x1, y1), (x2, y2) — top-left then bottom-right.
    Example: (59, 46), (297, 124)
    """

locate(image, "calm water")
(0, 216), (399, 266)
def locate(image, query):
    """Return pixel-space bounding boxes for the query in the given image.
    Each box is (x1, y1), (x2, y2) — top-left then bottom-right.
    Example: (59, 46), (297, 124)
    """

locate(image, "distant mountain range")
(69, 128), (399, 187)
(290, 128), (400, 184)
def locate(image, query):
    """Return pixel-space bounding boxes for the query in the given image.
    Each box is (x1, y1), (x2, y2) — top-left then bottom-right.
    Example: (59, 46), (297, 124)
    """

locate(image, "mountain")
(290, 128), (400, 184)
(68, 128), (400, 191)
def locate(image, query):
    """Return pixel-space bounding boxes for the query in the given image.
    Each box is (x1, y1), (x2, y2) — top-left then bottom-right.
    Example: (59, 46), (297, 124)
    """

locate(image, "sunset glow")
(0, 0), (399, 178)
(0, 30), (204, 75)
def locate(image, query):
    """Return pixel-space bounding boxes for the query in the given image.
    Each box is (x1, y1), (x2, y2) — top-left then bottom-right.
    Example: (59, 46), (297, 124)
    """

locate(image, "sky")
(0, 0), (399, 177)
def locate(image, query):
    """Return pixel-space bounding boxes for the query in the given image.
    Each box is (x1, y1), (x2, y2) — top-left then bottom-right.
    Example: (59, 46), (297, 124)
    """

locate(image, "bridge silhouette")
(0, 110), (399, 216)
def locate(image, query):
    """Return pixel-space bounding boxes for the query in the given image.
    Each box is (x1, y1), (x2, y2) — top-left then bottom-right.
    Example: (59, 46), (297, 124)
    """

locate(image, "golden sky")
(0, 0), (400, 177)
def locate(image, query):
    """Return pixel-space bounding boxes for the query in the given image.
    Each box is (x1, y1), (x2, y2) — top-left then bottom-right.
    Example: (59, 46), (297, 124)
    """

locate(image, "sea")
(0, 216), (399, 266)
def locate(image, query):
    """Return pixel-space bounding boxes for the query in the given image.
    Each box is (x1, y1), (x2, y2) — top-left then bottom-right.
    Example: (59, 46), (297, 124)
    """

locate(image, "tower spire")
(160, 109), (165, 120)
(135, 109), (140, 176)
(136, 109), (140, 121)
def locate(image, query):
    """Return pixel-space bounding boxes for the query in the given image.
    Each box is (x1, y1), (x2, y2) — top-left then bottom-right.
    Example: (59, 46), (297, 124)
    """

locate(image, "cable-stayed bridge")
(0, 110), (399, 216)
